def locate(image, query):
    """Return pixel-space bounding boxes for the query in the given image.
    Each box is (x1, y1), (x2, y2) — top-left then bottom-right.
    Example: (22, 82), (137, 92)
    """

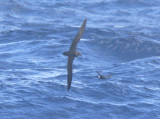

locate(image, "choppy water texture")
(0, 0), (160, 119)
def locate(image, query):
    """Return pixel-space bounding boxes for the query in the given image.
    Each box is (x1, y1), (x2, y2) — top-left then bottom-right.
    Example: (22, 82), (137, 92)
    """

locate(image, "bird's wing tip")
(96, 71), (99, 73)
(68, 84), (71, 91)
(96, 71), (101, 75)
(84, 18), (87, 24)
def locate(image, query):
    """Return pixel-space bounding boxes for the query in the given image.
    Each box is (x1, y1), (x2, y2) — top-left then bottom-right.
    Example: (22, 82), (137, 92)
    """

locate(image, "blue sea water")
(0, 0), (160, 118)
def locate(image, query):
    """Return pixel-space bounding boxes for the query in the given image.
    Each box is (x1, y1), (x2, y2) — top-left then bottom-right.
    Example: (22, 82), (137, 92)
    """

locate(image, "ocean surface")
(0, 0), (160, 119)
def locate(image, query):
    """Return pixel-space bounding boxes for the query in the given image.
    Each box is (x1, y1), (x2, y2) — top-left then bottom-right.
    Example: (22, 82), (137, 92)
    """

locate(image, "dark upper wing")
(69, 19), (87, 53)
(67, 56), (74, 91)
(96, 71), (101, 76)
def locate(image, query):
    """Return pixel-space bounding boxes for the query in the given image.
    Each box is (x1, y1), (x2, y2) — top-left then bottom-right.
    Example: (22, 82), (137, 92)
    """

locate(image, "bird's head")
(63, 51), (69, 56)
(75, 52), (81, 57)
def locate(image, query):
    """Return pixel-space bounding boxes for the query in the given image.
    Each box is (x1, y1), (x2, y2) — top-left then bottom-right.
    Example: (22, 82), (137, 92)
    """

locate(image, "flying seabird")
(63, 19), (87, 91)
(96, 71), (112, 79)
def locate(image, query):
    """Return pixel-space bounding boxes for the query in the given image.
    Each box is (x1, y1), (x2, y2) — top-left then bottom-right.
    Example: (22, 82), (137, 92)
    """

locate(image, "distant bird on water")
(96, 71), (112, 79)
(63, 19), (87, 91)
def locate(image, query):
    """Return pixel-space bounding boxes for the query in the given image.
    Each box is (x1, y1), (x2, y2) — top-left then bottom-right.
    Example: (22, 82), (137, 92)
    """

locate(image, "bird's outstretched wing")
(105, 74), (113, 79)
(96, 71), (101, 76)
(67, 56), (74, 91)
(69, 19), (87, 53)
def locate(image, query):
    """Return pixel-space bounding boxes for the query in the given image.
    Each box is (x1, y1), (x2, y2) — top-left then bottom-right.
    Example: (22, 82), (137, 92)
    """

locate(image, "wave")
(96, 37), (160, 61)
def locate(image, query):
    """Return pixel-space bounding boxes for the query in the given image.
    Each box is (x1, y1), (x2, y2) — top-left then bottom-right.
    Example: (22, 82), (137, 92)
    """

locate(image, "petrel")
(63, 19), (87, 91)
(96, 71), (112, 79)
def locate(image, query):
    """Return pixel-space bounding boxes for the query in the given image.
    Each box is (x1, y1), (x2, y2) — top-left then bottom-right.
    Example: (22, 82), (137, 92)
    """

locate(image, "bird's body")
(96, 71), (112, 79)
(99, 75), (107, 79)
(63, 19), (87, 91)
